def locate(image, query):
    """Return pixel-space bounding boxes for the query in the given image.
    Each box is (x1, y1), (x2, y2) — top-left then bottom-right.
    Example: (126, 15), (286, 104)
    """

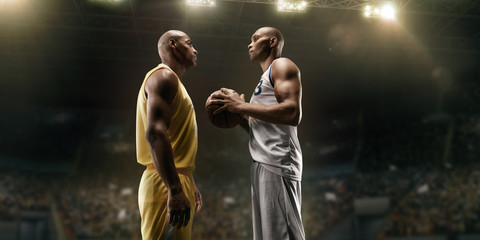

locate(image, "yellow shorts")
(138, 166), (195, 240)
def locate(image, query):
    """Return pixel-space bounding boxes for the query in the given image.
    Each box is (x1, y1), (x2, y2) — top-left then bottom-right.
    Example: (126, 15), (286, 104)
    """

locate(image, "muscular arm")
(212, 58), (302, 126)
(144, 69), (191, 228)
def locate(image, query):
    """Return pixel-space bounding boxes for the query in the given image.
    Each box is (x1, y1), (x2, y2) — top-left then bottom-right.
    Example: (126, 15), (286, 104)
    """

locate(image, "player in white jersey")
(209, 27), (305, 240)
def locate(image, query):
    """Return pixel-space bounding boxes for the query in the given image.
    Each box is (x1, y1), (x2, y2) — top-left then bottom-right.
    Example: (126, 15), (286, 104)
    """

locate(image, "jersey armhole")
(144, 66), (179, 103)
(268, 64), (274, 87)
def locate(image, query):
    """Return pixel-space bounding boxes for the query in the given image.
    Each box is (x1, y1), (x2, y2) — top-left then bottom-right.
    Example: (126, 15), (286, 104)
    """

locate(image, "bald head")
(156, 30), (198, 69)
(157, 30), (188, 61)
(256, 27), (284, 52)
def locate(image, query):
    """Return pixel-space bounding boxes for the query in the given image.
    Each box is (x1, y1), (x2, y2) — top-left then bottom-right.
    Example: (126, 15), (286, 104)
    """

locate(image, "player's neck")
(163, 62), (186, 79)
(259, 55), (277, 72)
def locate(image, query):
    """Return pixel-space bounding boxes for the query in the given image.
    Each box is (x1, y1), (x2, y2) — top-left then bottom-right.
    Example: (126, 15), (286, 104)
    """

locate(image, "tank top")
(248, 62), (303, 181)
(136, 64), (197, 171)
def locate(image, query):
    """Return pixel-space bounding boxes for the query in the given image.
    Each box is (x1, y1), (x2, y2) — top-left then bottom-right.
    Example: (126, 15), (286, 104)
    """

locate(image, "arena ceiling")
(0, 0), (479, 169)
(1, 0), (479, 107)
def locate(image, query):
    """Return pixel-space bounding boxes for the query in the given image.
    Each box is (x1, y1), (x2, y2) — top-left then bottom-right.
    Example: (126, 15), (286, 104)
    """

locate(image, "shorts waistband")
(146, 163), (193, 177)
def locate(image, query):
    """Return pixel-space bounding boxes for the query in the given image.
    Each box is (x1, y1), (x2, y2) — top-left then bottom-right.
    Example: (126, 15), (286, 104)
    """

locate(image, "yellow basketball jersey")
(136, 64), (197, 170)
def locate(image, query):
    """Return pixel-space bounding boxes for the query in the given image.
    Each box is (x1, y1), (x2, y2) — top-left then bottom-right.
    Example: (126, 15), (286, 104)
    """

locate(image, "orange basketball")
(205, 92), (242, 129)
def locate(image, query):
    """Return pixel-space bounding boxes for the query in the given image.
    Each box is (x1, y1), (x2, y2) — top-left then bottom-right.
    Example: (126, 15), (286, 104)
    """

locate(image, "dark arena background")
(1, 0), (480, 240)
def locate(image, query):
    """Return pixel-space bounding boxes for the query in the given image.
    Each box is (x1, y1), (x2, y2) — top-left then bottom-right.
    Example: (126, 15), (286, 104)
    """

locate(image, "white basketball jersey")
(249, 63), (303, 181)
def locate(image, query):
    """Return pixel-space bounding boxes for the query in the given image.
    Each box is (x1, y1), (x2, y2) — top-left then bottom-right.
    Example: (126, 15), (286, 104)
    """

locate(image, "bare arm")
(239, 115), (250, 132)
(144, 69), (191, 229)
(211, 58), (302, 126)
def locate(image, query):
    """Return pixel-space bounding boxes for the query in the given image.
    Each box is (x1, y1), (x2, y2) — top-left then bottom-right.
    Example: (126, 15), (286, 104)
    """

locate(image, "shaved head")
(156, 30), (198, 69)
(257, 27), (284, 52)
(158, 30), (188, 61)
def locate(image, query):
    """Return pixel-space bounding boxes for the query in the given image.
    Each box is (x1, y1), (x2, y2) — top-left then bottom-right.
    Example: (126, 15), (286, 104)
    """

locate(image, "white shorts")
(251, 161), (305, 240)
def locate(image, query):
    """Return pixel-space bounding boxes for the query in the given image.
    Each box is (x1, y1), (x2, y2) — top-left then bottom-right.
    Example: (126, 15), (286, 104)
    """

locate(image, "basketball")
(205, 92), (242, 129)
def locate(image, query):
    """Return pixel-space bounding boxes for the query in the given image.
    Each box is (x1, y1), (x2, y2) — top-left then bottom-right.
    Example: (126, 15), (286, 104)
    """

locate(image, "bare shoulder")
(272, 57), (300, 79)
(145, 68), (178, 99)
(147, 68), (178, 89)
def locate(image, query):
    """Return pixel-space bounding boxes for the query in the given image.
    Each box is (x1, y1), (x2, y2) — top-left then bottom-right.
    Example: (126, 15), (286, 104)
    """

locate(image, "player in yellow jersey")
(136, 30), (202, 240)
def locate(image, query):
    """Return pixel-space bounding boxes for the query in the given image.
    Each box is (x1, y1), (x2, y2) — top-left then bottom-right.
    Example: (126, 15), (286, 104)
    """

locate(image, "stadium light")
(364, 2), (396, 20)
(186, 0), (216, 7)
(380, 4), (396, 19)
(277, 0), (307, 13)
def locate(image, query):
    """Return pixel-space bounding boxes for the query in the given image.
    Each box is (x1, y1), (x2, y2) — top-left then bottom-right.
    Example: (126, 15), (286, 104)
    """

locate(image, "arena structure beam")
(221, 0), (479, 15)
(0, 0), (479, 62)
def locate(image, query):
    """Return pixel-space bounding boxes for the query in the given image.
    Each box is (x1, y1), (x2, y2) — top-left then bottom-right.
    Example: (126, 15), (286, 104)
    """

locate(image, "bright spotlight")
(186, 0), (216, 7)
(278, 0), (307, 12)
(381, 4), (396, 20)
(364, 3), (396, 20)
(364, 5), (372, 17)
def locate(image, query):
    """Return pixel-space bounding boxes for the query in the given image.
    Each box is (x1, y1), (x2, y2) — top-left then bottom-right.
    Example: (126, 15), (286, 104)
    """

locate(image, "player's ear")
(269, 37), (278, 48)
(168, 38), (176, 49)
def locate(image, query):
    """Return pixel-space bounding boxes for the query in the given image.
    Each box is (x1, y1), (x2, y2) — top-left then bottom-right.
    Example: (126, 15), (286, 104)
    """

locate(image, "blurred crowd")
(52, 175), (141, 239)
(1, 161), (480, 239)
(382, 165), (480, 237)
(0, 173), (50, 220)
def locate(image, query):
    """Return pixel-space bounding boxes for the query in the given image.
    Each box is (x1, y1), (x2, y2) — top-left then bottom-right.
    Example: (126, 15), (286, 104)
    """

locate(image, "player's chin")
(249, 54), (259, 62)
(187, 60), (197, 68)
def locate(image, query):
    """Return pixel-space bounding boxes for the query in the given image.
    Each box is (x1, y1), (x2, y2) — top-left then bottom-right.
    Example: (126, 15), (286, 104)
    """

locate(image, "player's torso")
(166, 71), (198, 170)
(250, 65), (276, 105)
(136, 64), (197, 170)
(248, 64), (303, 181)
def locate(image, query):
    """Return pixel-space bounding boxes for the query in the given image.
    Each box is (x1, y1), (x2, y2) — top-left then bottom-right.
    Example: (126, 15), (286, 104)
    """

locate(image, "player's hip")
(138, 165), (195, 205)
